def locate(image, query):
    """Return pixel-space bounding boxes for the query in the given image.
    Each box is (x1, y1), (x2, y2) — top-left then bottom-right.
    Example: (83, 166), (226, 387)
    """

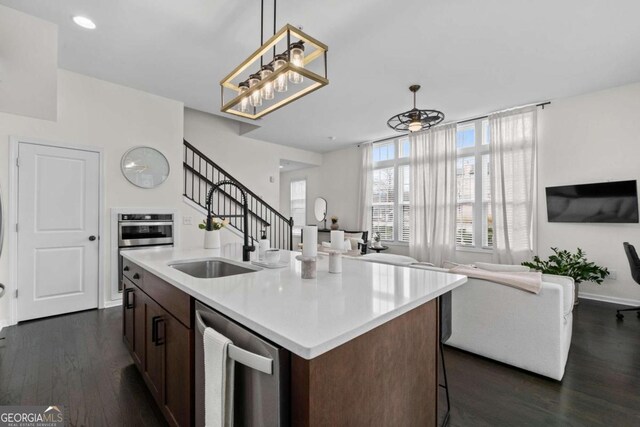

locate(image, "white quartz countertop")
(121, 244), (467, 360)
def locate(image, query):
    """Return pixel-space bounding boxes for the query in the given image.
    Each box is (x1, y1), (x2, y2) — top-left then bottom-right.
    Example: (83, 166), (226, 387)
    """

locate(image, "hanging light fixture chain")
(260, 0), (264, 67)
(273, 0), (277, 58)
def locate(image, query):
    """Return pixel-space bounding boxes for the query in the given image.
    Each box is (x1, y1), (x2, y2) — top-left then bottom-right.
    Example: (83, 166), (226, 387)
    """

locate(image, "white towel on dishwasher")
(204, 326), (235, 427)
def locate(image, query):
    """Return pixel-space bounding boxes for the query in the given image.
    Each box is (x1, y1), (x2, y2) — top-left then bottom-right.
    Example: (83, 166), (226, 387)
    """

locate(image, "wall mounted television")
(546, 180), (639, 223)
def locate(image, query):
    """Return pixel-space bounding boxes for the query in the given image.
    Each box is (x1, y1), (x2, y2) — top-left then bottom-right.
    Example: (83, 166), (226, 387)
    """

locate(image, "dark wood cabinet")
(163, 311), (192, 427)
(123, 278), (146, 368)
(122, 281), (135, 352)
(144, 299), (165, 402)
(122, 262), (194, 427)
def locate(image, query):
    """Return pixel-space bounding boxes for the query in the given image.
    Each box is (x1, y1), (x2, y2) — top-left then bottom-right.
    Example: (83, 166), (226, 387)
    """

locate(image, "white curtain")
(409, 124), (457, 266)
(489, 106), (537, 264)
(356, 143), (373, 233)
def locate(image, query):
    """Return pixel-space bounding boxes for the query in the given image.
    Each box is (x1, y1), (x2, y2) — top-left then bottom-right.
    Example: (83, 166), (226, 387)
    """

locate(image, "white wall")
(0, 5), (57, 120)
(279, 146), (360, 228)
(184, 108), (322, 210)
(0, 69), (185, 323)
(537, 82), (640, 305)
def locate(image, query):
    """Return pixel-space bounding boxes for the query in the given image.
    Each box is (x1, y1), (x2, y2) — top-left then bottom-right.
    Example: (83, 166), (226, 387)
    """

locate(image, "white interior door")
(17, 142), (100, 321)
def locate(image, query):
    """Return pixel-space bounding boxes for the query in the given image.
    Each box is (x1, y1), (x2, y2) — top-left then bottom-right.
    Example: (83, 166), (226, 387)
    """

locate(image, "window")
(456, 120), (492, 249)
(290, 179), (306, 235)
(371, 138), (410, 243)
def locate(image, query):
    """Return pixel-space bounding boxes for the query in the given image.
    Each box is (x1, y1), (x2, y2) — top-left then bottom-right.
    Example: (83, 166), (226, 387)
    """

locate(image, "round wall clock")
(121, 146), (170, 189)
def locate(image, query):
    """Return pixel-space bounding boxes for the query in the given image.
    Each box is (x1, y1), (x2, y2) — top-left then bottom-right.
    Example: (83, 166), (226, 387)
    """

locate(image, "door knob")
(89, 235), (97, 241)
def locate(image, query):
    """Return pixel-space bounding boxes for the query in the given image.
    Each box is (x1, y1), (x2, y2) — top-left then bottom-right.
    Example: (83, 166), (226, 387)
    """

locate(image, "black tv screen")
(546, 180), (639, 223)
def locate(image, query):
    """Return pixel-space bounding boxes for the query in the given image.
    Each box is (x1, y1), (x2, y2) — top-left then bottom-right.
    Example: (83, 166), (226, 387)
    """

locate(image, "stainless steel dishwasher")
(195, 301), (290, 426)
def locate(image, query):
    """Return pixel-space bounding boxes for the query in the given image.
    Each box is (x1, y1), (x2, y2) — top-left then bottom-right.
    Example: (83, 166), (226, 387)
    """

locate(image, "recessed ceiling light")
(73, 16), (96, 30)
(279, 165), (284, 169)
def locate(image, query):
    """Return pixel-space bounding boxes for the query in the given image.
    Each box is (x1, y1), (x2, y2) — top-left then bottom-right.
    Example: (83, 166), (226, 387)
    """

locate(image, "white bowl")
(264, 249), (280, 264)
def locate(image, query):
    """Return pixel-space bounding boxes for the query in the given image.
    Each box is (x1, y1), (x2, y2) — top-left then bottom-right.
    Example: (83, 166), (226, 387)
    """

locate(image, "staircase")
(183, 140), (294, 250)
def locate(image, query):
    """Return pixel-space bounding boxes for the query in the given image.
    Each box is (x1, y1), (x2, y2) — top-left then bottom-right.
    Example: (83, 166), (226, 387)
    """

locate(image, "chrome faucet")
(206, 180), (255, 262)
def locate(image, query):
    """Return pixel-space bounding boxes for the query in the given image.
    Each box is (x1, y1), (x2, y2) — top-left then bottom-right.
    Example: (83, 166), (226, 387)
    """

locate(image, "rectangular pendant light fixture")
(220, 24), (329, 120)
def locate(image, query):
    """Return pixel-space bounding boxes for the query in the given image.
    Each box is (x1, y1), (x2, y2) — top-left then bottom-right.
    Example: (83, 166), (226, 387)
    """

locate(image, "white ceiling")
(3, 0), (640, 152)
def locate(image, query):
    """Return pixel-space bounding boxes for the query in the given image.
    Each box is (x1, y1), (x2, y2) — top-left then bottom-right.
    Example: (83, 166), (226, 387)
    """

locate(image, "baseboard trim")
(103, 300), (123, 309)
(579, 292), (640, 307)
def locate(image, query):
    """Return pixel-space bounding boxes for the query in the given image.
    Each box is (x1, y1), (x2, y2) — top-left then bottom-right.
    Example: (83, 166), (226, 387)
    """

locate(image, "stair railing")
(183, 140), (294, 250)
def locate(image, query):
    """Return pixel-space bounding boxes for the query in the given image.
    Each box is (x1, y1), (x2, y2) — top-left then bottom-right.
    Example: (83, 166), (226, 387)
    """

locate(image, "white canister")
(330, 230), (344, 250)
(204, 230), (221, 249)
(329, 251), (342, 274)
(302, 226), (318, 257)
(259, 238), (270, 261)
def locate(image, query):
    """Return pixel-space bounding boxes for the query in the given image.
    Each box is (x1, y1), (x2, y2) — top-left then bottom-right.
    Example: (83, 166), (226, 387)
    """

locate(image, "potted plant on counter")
(330, 215), (339, 230)
(522, 247), (609, 305)
(199, 217), (229, 249)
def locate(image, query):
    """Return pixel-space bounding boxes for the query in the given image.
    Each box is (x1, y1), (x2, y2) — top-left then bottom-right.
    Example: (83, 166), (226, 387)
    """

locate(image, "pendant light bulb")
(248, 73), (263, 107)
(260, 65), (275, 100)
(288, 42), (305, 84)
(272, 54), (288, 93)
(237, 81), (250, 113)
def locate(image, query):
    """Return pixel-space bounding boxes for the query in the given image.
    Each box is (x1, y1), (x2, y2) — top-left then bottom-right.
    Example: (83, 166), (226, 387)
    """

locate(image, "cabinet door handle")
(151, 316), (164, 345)
(124, 288), (135, 309)
(133, 273), (140, 280)
(156, 318), (165, 346)
(123, 265), (130, 272)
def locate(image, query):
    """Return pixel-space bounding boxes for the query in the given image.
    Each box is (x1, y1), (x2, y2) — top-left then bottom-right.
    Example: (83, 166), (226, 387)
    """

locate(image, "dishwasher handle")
(196, 310), (273, 375)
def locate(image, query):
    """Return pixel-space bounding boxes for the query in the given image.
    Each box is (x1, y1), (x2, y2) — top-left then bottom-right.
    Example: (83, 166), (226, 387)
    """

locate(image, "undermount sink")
(168, 258), (259, 279)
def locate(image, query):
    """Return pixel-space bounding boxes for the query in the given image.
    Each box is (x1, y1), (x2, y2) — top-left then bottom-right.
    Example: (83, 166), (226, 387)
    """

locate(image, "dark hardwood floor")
(441, 299), (640, 427)
(0, 299), (638, 426)
(0, 307), (167, 427)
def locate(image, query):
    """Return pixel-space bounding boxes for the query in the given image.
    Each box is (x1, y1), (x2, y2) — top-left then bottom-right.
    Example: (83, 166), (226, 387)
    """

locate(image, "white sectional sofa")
(356, 254), (574, 381)
(429, 266), (574, 381)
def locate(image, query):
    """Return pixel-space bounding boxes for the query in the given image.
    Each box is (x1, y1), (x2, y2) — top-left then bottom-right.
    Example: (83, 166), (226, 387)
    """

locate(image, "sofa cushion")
(343, 233), (364, 252)
(361, 253), (418, 266)
(475, 262), (530, 273)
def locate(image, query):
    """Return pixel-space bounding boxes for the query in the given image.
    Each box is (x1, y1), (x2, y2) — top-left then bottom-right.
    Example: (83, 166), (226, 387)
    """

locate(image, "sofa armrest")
(542, 274), (575, 317)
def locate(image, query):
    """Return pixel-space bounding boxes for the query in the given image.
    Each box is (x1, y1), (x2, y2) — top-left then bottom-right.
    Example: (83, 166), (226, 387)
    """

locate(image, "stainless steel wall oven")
(118, 213), (174, 291)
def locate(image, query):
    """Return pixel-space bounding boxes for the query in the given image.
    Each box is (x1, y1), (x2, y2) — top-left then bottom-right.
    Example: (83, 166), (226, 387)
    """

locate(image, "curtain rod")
(359, 101), (551, 147)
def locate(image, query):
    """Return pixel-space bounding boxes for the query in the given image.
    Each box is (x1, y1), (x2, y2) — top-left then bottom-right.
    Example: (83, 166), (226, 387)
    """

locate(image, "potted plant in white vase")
(199, 217), (229, 249)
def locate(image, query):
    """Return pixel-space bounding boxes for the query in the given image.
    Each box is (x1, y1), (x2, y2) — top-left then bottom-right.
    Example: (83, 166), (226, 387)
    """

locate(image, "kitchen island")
(121, 244), (467, 426)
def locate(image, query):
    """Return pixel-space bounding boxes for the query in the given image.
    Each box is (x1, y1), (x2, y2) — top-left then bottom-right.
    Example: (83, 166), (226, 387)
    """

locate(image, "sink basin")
(168, 259), (259, 279)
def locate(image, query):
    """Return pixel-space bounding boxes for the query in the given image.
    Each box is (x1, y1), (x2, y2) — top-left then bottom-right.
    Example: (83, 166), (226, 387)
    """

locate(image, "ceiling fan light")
(408, 119), (423, 132)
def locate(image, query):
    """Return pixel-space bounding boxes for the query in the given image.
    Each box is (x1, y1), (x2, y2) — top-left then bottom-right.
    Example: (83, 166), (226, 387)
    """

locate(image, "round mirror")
(314, 197), (327, 222)
(121, 146), (170, 189)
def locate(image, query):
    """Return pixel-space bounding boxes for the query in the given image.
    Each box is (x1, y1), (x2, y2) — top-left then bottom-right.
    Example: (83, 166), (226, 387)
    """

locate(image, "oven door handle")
(119, 221), (174, 227)
(196, 310), (273, 375)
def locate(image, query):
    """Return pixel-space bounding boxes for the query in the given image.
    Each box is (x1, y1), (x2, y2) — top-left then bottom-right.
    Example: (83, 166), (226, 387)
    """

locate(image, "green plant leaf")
(521, 247), (609, 284)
